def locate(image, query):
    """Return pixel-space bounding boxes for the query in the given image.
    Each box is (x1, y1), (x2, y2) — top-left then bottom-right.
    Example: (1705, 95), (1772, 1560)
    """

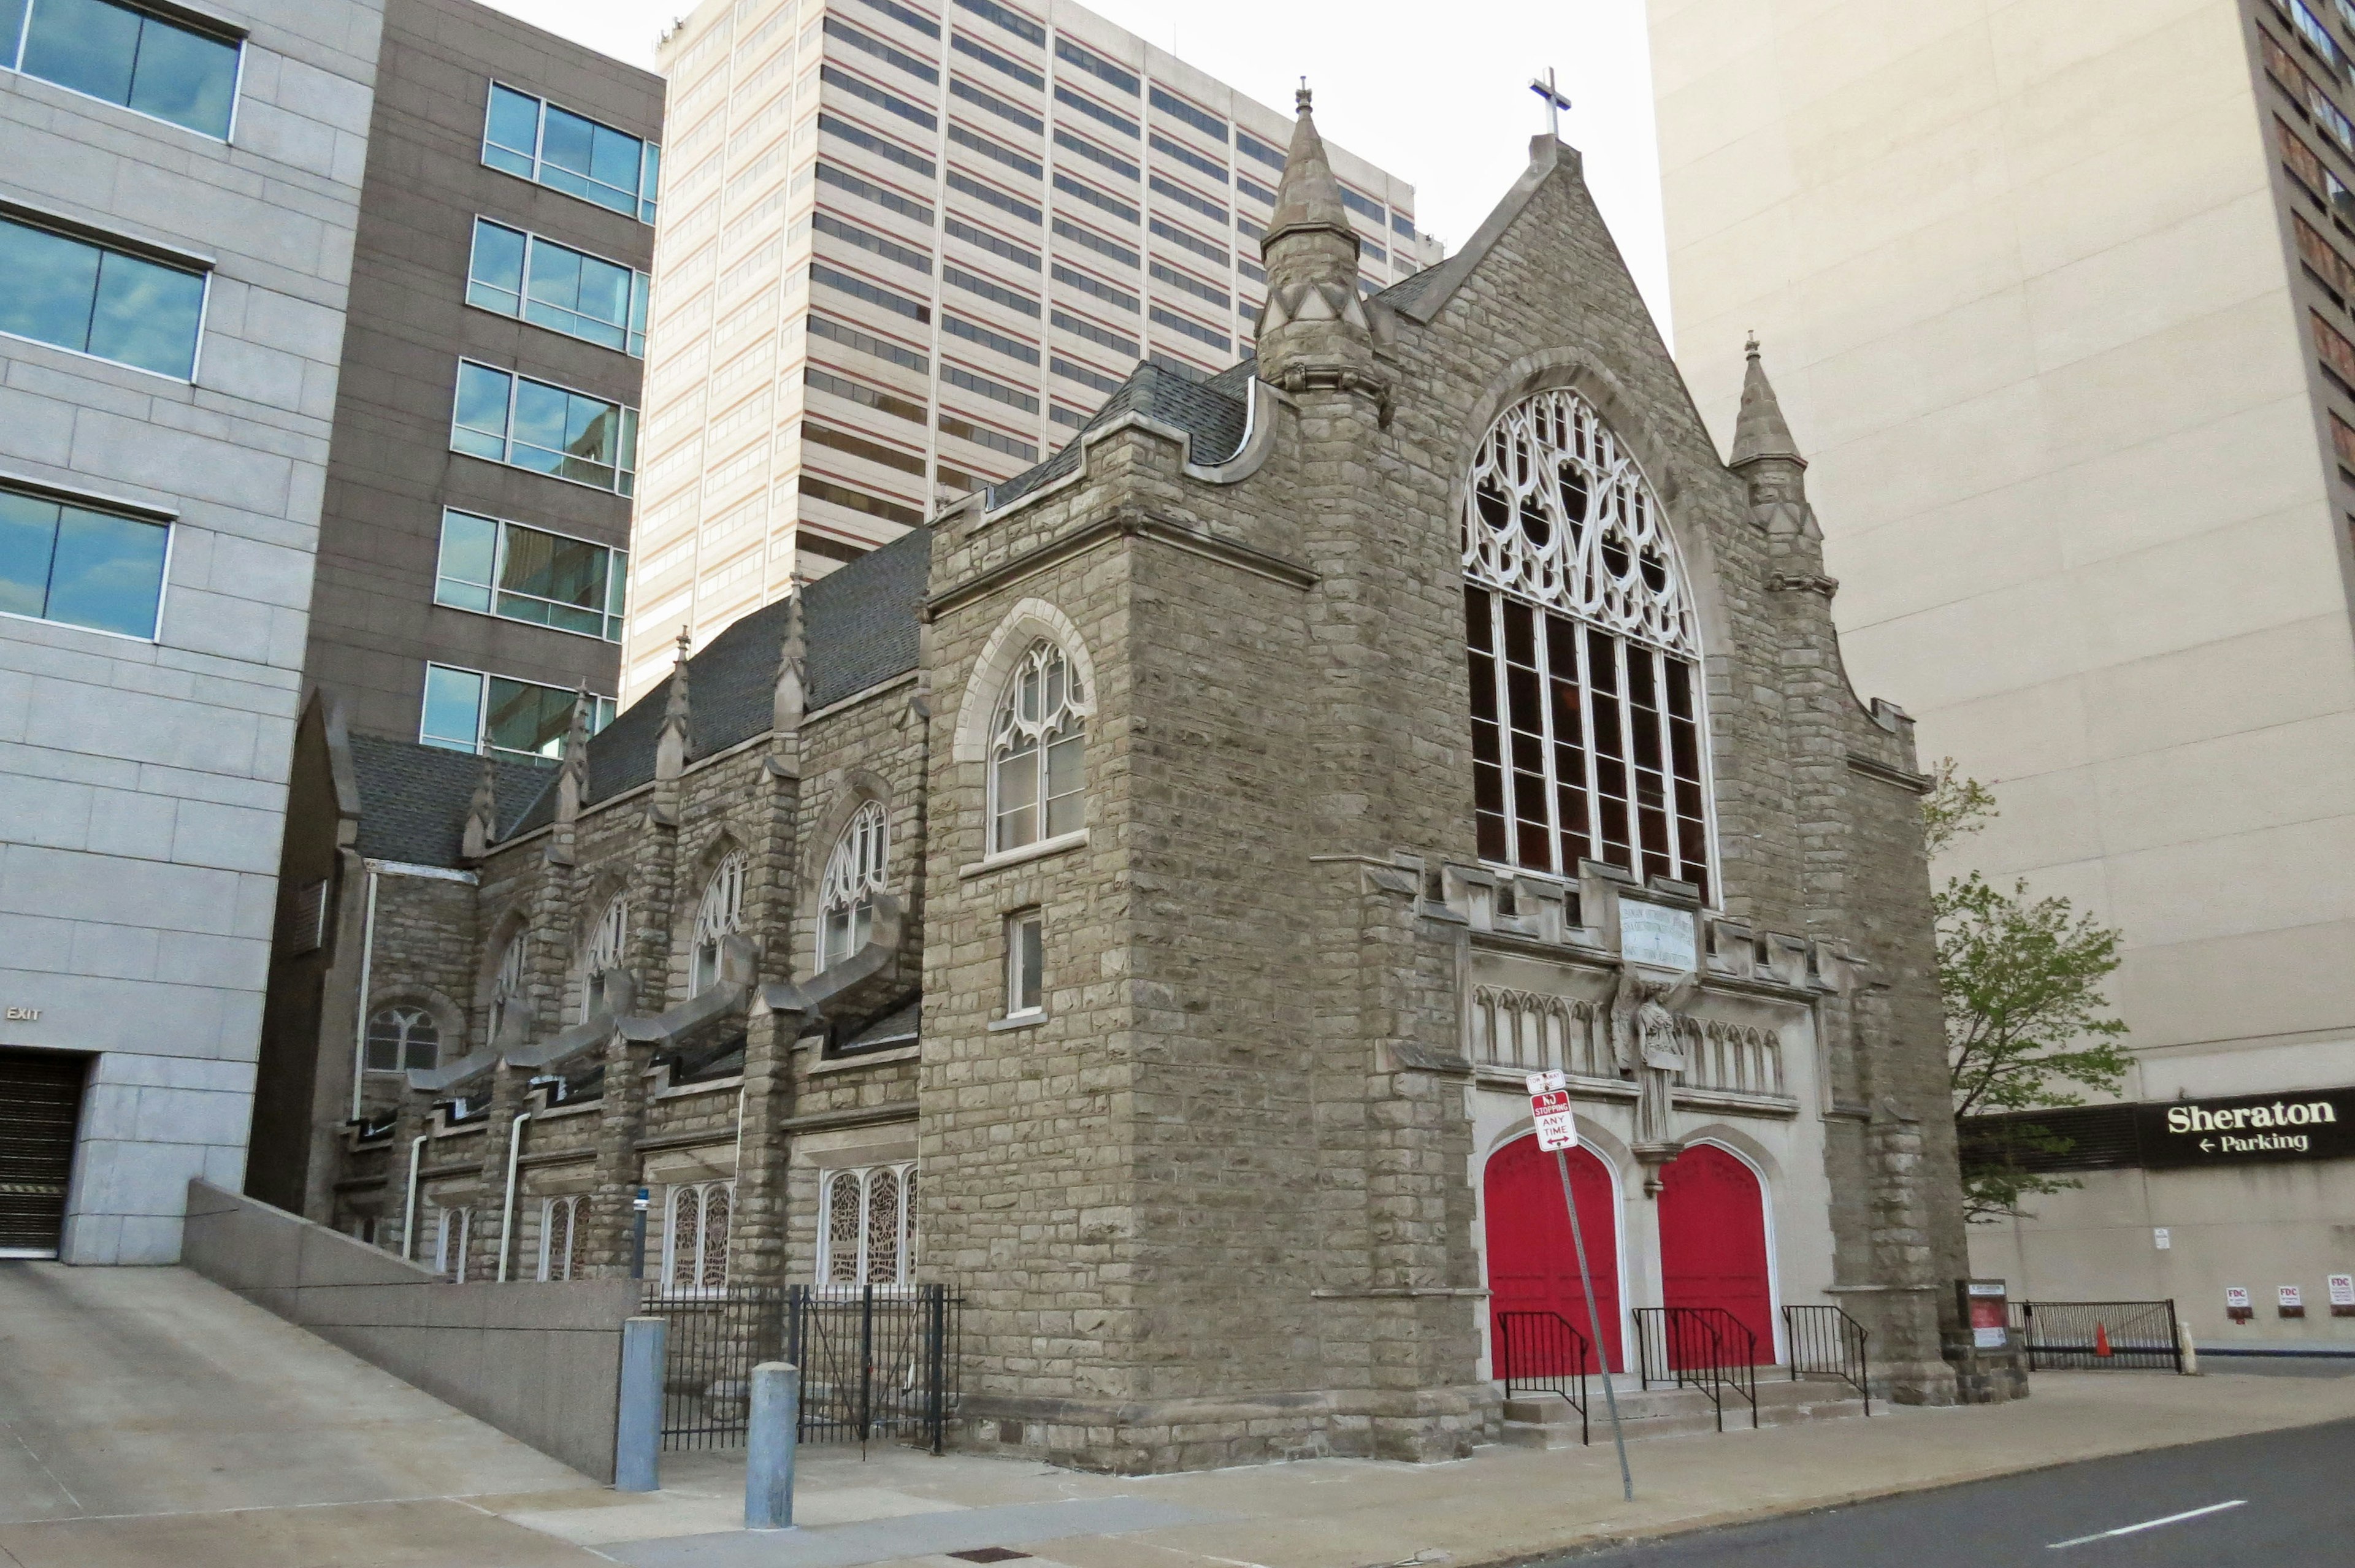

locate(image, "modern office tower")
(618, 0), (1440, 699)
(1651, 0), (2355, 1334)
(305, 0), (663, 762)
(0, 0), (380, 1263)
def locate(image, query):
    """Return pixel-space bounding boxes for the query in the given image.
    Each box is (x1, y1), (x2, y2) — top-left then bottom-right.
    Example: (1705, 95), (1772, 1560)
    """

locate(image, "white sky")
(480, 0), (1674, 340)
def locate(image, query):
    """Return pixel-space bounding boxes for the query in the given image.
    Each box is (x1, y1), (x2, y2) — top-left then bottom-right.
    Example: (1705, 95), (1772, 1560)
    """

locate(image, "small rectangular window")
(467, 218), (650, 356)
(421, 661), (613, 761)
(0, 484), (169, 639)
(481, 82), (660, 224)
(435, 508), (625, 641)
(449, 361), (639, 495)
(1005, 910), (1044, 1017)
(9, 0), (242, 140)
(0, 210), (207, 379)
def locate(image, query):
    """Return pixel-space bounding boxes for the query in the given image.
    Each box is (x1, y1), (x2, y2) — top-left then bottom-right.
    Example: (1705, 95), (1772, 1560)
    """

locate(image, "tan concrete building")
(1650, 0), (2355, 1352)
(619, 0), (1439, 701)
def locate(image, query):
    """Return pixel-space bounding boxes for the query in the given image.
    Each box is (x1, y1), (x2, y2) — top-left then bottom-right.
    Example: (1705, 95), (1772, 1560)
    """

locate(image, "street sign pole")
(1528, 1071), (1633, 1501)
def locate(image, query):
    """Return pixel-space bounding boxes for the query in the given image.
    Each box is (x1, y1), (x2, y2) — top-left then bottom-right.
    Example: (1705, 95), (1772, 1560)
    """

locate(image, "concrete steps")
(1500, 1372), (1870, 1448)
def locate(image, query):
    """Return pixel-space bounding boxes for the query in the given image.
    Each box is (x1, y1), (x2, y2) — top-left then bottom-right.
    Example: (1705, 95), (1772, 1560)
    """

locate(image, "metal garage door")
(0, 1049), (88, 1258)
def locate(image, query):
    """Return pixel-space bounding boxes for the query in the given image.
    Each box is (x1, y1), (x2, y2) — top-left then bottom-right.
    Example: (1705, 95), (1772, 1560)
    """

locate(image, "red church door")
(1482, 1135), (1623, 1373)
(1656, 1143), (1775, 1366)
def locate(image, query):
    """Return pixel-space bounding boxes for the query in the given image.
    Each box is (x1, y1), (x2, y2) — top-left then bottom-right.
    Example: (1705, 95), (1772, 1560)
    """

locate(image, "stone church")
(250, 94), (1981, 1471)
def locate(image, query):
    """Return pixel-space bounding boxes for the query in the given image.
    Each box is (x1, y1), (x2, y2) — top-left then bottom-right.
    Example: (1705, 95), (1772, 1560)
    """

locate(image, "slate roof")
(505, 525), (932, 835)
(989, 359), (1256, 508)
(347, 734), (550, 868)
(1374, 263), (1446, 315)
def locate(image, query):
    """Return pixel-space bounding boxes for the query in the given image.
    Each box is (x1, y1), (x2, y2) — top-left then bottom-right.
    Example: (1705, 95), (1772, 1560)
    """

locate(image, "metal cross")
(1530, 67), (1572, 139)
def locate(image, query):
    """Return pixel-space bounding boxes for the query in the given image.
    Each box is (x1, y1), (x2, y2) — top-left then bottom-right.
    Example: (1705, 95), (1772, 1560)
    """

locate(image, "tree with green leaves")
(1924, 761), (2132, 1223)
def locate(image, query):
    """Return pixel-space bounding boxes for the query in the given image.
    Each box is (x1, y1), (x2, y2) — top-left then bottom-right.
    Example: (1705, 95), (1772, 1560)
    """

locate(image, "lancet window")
(487, 931), (529, 1041)
(665, 1180), (732, 1291)
(1462, 389), (1714, 898)
(988, 640), (1087, 854)
(689, 852), (746, 994)
(364, 1005), (439, 1073)
(581, 894), (629, 1019)
(818, 1163), (916, 1288)
(538, 1195), (580, 1281)
(818, 801), (888, 969)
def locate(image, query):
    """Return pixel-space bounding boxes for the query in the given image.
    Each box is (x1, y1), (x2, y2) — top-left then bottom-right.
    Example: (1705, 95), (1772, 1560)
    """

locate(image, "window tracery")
(988, 640), (1088, 854)
(818, 801), (888, 969)
(581, 894), (629, 1019)
(818, 1163), (916, 1288)
(665, 1180), (732, 1291)
(364, 1005), (439, 1073)
(538, 1195), (580, 1280)
(690, 852), (746, 994)
(1462, 389), (1715, 898)
(488, 931), (528, 1042)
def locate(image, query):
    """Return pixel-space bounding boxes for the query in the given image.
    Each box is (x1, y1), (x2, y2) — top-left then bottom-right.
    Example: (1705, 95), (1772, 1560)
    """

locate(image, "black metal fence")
(639, 1283), (962, 1452)
(1494, 1310), (1590, 1446)
(1631, 1306), (1760, 1431)
(2012, 1299), (2181, 1372)
(1782, 1304), (1871, 1413)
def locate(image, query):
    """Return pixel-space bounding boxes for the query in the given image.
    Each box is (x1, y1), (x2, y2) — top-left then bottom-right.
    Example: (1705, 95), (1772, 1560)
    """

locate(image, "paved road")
(1549, 1416), (2355, 1566)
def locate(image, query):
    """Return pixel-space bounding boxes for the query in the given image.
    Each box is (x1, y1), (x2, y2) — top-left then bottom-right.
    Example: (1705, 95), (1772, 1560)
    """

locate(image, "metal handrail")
(1495, 1310), (1591, 1447)
(1782, 1304), (1871, 1414)
(2013, 1299), (2182, 1372)
(1631, 1306), (1760, 1431)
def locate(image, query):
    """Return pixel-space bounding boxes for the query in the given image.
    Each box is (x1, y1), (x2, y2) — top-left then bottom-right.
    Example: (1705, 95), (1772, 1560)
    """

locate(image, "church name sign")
(1618, 896), (1696, 973)
(2136, 1088), (2355, 1166)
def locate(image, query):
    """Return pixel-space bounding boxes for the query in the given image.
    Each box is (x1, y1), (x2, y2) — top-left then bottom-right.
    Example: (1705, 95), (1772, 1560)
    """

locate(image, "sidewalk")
(482, 1370), (2355, 1568)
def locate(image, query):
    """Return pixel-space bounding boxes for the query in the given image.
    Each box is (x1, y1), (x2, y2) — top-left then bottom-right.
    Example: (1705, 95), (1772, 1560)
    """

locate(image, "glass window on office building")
(4, 0), (242, 140)
(466, 220), (649, 356)
(419, 663), (613, 761)
(434, 508), (626, 641)
(481, 82), (660, 223)
(0, 485), (169, 640)
(0, 212), (207, 380)
(451, 361), (638, 495)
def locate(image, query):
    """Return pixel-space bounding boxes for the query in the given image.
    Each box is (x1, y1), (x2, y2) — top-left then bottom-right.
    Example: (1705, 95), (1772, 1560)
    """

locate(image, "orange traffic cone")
(2094, 1321), (2113, 1358)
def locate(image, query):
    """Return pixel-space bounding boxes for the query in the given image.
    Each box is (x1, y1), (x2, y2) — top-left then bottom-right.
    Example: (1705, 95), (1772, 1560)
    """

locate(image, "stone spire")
(772, 582), (806, 735)
(554, 687), (592, 825)
(1728, 333), (1804, 468)
(1254, 83), (1379, 394)
(459, 755), (498, 863)
(656, 627), (693, 782)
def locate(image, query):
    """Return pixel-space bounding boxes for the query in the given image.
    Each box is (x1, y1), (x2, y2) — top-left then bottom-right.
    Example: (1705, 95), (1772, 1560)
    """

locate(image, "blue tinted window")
(0, 3), (26, 68)
(451, 362), (512, 459)
(483, 83), (657, 223)
(0, 215), (205, 378)
(469, 220), (645, 356)
(483, 84), (539, 176)
(450, 361), (636, 494)
(0, 488), (169, 639)
(16, 0), (239, 139)
(465, 219), (527, 315)
(420, 664), (485, 752)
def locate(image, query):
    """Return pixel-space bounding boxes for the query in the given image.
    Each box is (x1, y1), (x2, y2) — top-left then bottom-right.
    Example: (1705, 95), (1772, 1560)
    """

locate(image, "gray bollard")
(615, 1315), (666, 1493)
(745, 1361), (800, 1530)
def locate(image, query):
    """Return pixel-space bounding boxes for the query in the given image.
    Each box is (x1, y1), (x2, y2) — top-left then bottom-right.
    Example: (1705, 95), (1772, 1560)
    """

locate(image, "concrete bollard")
(745, 1361), (800, 1530)
(615, 1316), (666, 1492)
(2179, 1321), (2202, 1375)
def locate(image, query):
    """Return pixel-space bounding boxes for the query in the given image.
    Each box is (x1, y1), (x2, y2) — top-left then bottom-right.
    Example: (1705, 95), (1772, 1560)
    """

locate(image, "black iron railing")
(1631, 1306), (1759, 1431)
(639, 1283), (962, 1451)
(1494, 1310), (1591, 1446)
(1782, 1304), (1871, 1413)
(2012, 1299), (2181, 1372)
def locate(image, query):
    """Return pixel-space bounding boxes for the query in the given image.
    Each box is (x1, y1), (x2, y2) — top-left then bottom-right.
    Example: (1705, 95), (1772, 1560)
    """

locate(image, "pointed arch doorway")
(1656, 1142), (1776, 1365)
(1482, 1134), (1623, 1373)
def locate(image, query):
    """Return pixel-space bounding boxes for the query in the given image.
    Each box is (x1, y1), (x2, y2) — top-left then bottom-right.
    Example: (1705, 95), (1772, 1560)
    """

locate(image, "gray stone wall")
(0, 0), (386, 1264)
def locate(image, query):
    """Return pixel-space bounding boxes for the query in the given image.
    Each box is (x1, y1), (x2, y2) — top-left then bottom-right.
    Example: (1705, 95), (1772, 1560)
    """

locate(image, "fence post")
(745, 1361), (800, 1529)
(615, 1315), (666, 1493)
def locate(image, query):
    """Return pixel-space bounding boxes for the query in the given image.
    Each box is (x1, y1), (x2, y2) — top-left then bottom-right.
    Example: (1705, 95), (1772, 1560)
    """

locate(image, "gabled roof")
(989, 359), (1255, 508)
(499, 526), (931, 837)
(347, 735), (547, 868)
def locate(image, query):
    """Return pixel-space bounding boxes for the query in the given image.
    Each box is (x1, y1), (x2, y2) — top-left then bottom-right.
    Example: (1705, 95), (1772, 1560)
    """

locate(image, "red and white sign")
(1525, 1070), (1579, 1152)
(2329, 1274), (2354, 1307)
(2279, 1284), (2303, 1309)
(2224, 1286), (2252, 1320)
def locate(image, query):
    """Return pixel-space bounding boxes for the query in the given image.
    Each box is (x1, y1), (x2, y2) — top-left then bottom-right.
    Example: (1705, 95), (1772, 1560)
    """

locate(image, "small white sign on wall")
(2153, 1228), (2170, 1250)
(2329, 1274), (2354, 1308)
(1618, 897), (1696, 972)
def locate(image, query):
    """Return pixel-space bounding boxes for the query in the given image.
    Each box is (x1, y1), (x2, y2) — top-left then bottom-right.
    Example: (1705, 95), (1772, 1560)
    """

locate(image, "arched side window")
(818, 801), (888, 970)
(817, 1163), (917, 1289)
(690, 852), (746, 995)
(665, 1180), (732, 1292)
(364, 1005), (439, 1073)
(538, 1195), (580, 1281)
(988, 640), (1087, 854)
(434, 1206), (473, 1282)
(488, 931), (529, 1041)
(1462, 388), (1715, 898)
(580, 895), (629, 1020)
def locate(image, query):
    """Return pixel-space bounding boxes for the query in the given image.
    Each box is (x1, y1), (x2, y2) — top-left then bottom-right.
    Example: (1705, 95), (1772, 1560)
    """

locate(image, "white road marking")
(2047, 1499), (2245, 1549)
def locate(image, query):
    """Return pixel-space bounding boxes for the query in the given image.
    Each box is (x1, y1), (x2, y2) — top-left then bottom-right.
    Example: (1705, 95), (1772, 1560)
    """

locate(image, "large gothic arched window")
(988, 640), (1087, 853)
(690, 852), (746, 995)
(1463, 389), (1714, 898)
(818, 801), (887, 969)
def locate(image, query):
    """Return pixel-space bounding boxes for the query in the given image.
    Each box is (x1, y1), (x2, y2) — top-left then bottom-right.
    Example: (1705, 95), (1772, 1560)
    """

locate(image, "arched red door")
(1656, 1143), (1775, 1365)
(1482, 1135), (1622, 1372)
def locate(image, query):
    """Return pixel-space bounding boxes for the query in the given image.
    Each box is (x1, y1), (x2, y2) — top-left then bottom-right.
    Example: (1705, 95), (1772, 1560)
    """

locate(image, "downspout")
(350, 868), (381, 1120)
(402, 1133), (427, 1260)
(498, 1109), (530, 1281)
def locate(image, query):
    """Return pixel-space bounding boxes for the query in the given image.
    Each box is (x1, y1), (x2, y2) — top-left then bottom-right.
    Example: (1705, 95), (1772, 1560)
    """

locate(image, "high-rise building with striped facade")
(621, 0), (1439, 698)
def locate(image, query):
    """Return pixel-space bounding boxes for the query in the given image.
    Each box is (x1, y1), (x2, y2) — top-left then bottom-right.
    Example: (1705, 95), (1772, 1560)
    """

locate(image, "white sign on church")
(1526, 1071), (1579, 1152)
(1618, 897), (1696, 973)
